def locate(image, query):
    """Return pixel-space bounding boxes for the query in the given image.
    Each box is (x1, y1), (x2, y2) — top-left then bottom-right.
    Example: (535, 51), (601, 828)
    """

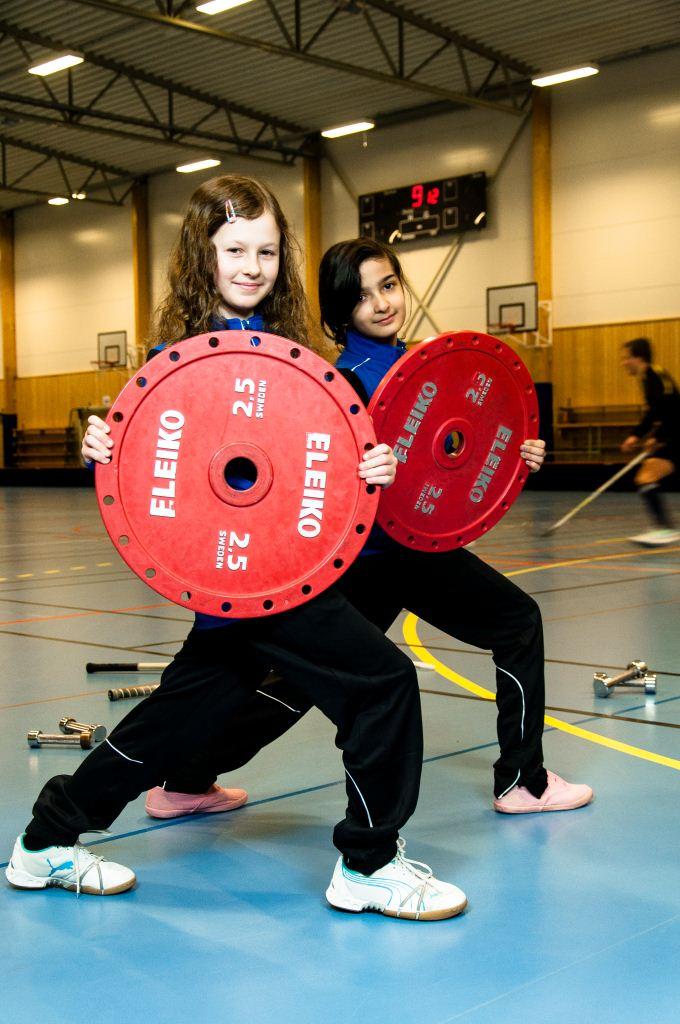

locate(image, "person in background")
(621, 337), (680, 546)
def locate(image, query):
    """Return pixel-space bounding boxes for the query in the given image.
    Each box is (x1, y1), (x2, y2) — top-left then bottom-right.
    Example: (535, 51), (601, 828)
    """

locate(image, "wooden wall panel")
(16, 368), (133, 429)
(551, 317), (680, 413)
(12, 317), (680, 431)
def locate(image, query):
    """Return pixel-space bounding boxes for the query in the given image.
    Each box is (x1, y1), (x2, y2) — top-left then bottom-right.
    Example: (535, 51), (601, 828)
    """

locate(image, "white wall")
(149, 157), (305, 315)
(14, 200), (134, 377)
(320, 106), (533, 338)
(552, 48), (680, 326)
(7, 47), (680, 383)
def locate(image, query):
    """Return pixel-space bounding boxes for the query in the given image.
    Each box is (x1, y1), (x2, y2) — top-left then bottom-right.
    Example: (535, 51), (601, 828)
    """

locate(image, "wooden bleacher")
(553, 403), (643, 462)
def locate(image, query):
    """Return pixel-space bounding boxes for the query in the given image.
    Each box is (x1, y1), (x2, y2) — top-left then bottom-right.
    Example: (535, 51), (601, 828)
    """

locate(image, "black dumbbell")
(59, 717), (107, 743)
(593, 661), (656, 698)
(108, 683), (160, 701)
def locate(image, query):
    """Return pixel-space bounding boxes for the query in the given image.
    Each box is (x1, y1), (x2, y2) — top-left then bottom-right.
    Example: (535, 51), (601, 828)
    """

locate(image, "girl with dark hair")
(7, 185), (467, 921)
(151, 236), (592, 822)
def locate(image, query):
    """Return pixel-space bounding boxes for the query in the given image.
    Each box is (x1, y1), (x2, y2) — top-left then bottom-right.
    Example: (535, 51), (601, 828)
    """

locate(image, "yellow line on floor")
(403, 538), (680, 773)
(12, 564), (117, 579)
(507, 545), (680, 578)
(403, 615), (680, 772)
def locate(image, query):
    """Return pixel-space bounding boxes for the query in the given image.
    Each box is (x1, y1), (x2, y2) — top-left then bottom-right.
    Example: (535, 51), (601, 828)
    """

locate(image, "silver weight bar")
(59, 717), (107, 743)
(593, 661), (657, 698)
(87, 661), (170, 673)
(28, 729), (93, 749)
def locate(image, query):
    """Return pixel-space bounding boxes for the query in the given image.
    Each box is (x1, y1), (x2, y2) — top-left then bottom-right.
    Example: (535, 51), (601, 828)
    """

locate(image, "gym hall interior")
(0, 3), (679, 1022)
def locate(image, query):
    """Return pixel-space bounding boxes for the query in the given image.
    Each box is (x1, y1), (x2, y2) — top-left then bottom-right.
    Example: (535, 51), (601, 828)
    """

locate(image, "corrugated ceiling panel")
(0, 0), (678, 210)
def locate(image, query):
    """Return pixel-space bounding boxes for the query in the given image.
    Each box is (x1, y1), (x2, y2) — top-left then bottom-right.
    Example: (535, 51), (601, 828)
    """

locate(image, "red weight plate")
(368, 331), (538, 551)
(96, 331), (379, 617)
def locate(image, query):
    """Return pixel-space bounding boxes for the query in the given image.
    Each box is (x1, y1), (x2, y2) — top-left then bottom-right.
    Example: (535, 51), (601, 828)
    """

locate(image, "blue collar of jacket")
(211, 312), (265, 333)
(148, 313), (265, 358)
(335, 329), (407, 400)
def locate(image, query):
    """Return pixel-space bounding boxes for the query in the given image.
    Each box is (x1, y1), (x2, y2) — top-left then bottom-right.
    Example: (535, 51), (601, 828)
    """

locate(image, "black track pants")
(25, 587), (422, 874)
(164, 547), (547, 799)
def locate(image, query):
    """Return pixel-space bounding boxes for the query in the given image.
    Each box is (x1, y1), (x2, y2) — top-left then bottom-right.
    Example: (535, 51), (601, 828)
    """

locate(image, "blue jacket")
(335, 330), (407, 556)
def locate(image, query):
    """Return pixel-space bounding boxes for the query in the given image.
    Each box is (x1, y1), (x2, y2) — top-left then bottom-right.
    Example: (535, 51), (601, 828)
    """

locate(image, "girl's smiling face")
(212, 210), (280, 318)
(350, 257), (407, 345)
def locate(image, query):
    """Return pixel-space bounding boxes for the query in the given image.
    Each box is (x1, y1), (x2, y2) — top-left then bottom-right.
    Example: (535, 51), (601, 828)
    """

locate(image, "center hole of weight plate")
(443, 429), (465, 459)
(224, 456), (258, 491)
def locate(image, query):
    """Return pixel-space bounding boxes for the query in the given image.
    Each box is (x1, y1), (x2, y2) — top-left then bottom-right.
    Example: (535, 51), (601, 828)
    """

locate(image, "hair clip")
(225, 199), (238, 224)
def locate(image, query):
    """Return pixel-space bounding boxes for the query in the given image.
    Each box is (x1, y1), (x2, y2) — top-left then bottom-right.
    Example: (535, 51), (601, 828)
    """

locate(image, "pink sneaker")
(145, 784), (248, 819)
(493, 770), (593, 814)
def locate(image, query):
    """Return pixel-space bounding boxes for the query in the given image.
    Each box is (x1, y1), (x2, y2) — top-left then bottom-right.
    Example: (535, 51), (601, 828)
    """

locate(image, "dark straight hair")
(319, 237), (408, 347)
(623, 337), (652, 363)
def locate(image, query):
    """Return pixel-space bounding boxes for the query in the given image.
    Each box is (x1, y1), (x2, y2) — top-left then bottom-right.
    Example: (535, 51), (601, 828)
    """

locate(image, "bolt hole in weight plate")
(96, 331), (379, 617)
(367, 331), (538, 551)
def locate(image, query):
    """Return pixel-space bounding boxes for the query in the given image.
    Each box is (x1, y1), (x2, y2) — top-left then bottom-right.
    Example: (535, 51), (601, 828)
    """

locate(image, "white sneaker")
(5, 835), (136, 896)
(629, 528), (680, 547)
(325, 838), (467, 921)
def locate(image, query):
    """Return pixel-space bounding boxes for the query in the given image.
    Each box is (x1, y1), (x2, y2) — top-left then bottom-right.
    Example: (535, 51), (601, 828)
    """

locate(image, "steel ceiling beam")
(65, 0), (525, 116)
(0, 18), (311, 160)
(362, 1), (533, 75)
(0, 98), (301, 169)
(0, 132), (135, 204)
(0, 87), (307, 162)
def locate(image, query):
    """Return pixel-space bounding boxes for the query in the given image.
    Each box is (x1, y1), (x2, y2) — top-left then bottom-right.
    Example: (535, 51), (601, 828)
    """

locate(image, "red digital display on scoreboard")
(359, 172), (487, 245)
(410, 184), (441, 209)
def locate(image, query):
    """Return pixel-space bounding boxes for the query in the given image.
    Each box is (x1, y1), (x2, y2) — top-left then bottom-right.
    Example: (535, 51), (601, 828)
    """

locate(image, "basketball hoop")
(486, 284), (552, 350)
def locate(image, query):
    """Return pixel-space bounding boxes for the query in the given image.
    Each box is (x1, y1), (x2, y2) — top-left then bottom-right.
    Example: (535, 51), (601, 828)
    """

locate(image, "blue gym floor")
(1, 486), (678, 1023)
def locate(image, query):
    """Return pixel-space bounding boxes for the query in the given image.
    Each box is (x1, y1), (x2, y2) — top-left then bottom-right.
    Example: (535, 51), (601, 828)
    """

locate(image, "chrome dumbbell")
(27, 729), (93, 749)
(59, 717), (107, 743)
(593, 661), (657, 698)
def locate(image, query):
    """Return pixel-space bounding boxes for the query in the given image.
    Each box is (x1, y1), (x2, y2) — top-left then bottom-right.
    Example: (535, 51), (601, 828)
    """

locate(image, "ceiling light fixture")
(72, 192), (87, 200)
(321, 120), (375, 139)
(196, 0), (256, 14)
(176, 158), (222, 173)
(29, 54), (83, 77)
(531, 64), (599, 88)
(48, 197), (69, 206)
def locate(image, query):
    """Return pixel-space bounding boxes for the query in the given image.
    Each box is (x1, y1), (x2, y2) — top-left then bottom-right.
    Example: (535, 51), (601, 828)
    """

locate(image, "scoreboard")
(358, 172), (487, 245)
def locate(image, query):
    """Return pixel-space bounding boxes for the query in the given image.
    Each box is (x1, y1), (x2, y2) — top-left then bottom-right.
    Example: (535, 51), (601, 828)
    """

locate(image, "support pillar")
(303, 154), (322, 328)
(532, 89), (553, 384)
(131, 178), (151, 366)
(0, 211), (17, 414)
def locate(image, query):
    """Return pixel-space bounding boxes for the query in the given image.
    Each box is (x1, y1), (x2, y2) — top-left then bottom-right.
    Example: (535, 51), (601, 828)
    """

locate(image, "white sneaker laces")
(393, 838), (435, 917)
(70, 832), (110, 896)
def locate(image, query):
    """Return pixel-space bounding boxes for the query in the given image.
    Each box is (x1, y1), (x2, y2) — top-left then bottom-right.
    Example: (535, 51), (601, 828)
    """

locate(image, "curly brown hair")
(149, 175), (312, 350)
